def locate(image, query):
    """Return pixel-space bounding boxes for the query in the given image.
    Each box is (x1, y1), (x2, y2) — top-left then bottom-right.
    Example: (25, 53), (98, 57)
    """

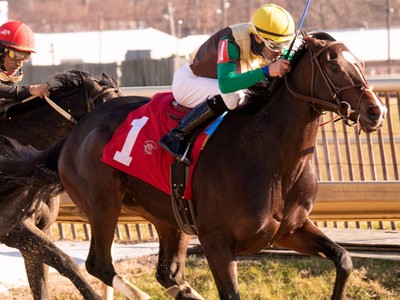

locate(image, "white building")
(30, 26), (399, 68)
(325, 27), (400, 62)
(0, 1), (7, 25)
(32, 28), (209, 66)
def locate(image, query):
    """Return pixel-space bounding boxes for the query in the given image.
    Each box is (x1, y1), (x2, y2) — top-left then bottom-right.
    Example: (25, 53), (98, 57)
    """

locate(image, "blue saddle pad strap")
(204, 111), (227, 136)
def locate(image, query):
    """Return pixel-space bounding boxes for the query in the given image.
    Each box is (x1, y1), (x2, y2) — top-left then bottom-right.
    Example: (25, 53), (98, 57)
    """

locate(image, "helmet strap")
(250, 34), (273, 65)
(250, 34), (264, 56)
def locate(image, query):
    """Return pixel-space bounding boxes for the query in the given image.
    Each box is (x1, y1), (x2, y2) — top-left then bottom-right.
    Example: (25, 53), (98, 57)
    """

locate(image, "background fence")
(314, 95), (399, 182)
(20, 58), (177, 86)
(53, 182), (400, 242)
(20, 56), (398, 87)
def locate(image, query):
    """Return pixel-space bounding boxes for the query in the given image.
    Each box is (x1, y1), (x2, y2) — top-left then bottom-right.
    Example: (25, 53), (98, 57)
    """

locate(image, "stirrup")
(159, 139), (191, 165)
(178, 145), (191, 165)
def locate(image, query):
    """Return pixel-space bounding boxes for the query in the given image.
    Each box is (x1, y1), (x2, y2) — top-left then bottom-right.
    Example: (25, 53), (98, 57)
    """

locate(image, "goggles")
(5, 48), (31, 62)
(250, 21), (291, 52)
(262, 38), (290, 52)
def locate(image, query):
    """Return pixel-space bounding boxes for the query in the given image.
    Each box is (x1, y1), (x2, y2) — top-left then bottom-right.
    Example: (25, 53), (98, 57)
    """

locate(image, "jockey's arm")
(0, 84), (31, 101)
(217, 38), (267, 94)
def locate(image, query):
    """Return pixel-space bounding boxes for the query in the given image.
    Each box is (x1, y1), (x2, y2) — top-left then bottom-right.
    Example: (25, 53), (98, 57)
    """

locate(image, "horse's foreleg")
(83, 195), (151, 300)
(153, 221), (204, 299)
(274, 218), (352, 300)
(21, 250), (49, 300)
(3, 220), (102, 300)
(201, 238), (240, 300)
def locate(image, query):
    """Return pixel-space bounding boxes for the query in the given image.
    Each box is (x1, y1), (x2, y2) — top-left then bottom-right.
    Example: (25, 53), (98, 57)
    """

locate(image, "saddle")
(101, 92), (213, 236)
(168, 100), (191, 119)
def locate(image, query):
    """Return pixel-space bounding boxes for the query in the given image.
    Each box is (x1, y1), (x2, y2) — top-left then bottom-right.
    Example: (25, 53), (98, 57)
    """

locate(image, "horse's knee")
(336, 248), (352, 278)
(329, 246), (353, 300)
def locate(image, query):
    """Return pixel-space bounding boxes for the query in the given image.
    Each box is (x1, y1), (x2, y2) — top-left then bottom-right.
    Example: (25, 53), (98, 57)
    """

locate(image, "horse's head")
(290, 32), (387, 133)
(46, 70), (124, 122)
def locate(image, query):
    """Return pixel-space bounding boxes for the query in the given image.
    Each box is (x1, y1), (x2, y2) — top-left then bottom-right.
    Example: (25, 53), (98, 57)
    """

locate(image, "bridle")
(284, 39), (373, 126)
(85, 86), (120, 112)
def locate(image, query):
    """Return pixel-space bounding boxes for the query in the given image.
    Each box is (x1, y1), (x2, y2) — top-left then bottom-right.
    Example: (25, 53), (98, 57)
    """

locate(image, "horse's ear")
(303, 33), (328, 55)
(102, 73), (119, 88)
(309, 31), (336, 42)
(301, 29), (308, 39)
(303, 33), (315, 49)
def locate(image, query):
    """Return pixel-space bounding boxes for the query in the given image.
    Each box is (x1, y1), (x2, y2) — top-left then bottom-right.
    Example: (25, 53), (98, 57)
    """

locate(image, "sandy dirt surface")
(0, 241), (160, 299)
(1, 255), (159, 300)
(1, 228), (399, 299)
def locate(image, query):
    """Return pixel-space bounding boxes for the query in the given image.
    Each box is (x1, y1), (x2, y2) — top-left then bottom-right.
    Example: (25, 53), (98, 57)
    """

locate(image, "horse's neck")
(276, 54), (323, 151)
(254, 86), (321, 176)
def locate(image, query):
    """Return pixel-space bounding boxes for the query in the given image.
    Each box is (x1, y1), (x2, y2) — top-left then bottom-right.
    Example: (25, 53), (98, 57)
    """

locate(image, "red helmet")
(0, 20), (35, 53)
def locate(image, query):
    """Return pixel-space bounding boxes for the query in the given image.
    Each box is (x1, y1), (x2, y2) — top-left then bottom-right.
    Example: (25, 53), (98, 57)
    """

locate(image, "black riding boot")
(160, 95), (227, 164)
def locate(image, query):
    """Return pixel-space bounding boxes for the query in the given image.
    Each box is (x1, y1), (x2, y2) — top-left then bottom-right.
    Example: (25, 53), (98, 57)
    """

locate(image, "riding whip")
(284, 0), (311, 59)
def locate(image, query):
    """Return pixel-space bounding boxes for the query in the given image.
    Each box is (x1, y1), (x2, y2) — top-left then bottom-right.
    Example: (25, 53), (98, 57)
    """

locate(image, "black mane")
(2, 70), (119, 118)
(46, 69), (114, 98)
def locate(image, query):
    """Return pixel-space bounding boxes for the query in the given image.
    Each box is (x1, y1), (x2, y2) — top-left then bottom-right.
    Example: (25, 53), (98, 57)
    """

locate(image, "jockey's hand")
(268, 59), (291, 78)
(29, 84), (50, 98)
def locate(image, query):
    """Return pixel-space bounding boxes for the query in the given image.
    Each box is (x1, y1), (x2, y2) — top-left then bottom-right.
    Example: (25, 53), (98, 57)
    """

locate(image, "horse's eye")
(330, 64), (338, 72)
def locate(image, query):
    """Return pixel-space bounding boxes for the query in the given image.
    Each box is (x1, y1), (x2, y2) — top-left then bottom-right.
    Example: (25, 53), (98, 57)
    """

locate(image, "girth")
(170, 160), (198, 235)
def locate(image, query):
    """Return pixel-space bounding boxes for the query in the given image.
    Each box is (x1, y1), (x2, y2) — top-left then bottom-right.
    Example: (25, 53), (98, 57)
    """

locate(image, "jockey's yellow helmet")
(249, 4), (295, 43)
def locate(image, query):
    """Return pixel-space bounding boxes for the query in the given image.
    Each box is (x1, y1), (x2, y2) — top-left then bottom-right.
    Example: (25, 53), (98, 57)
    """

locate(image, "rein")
(21, 86), (120, 125)
(43, 95), (78, 124)
(284, 40), (371, 126)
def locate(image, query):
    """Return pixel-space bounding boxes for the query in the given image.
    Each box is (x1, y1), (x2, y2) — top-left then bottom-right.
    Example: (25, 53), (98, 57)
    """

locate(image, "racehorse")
(0, 70), (124, 299)
(0, 32), (387, 299)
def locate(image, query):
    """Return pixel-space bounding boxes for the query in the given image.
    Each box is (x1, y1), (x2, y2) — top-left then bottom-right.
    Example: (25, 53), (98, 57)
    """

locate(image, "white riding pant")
(172, 63), (246, 110)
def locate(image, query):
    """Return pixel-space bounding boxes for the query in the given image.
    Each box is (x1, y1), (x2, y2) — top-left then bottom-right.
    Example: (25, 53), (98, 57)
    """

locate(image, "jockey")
(0, 20), (49, 105)
(160, 3), (295, 164)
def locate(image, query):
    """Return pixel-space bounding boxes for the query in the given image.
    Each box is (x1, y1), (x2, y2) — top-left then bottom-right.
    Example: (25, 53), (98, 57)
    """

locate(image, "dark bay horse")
(0, 69), (123, 235)
(0, 33), (387, 299)
(0, 70), (124, 299)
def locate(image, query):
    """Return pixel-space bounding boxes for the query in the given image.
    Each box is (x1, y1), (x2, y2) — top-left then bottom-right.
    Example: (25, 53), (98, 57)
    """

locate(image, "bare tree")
(7, 0), (400, 35)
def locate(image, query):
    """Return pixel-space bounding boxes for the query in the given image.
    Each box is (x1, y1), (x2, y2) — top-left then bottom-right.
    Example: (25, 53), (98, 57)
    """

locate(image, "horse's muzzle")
(358, 103), (387, 133)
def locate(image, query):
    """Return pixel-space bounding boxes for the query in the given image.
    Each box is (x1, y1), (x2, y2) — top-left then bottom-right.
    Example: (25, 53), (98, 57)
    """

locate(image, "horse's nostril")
(367, 106), (381, 119)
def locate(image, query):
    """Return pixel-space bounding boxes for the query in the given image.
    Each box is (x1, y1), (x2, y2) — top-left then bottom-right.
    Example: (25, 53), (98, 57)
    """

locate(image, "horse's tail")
(0, 135), (64, 233)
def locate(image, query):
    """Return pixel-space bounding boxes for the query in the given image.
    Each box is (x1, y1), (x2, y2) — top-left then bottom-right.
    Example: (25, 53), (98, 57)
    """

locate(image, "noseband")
(285, 40), (372, 126)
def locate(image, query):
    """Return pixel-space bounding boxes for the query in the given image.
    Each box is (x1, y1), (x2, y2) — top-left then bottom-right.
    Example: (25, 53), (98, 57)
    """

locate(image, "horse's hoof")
(165, 283), (205, 299)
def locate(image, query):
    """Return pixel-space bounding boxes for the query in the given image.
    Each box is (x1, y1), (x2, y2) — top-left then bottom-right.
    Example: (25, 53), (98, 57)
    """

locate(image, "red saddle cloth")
(101, 92), (209, 199)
